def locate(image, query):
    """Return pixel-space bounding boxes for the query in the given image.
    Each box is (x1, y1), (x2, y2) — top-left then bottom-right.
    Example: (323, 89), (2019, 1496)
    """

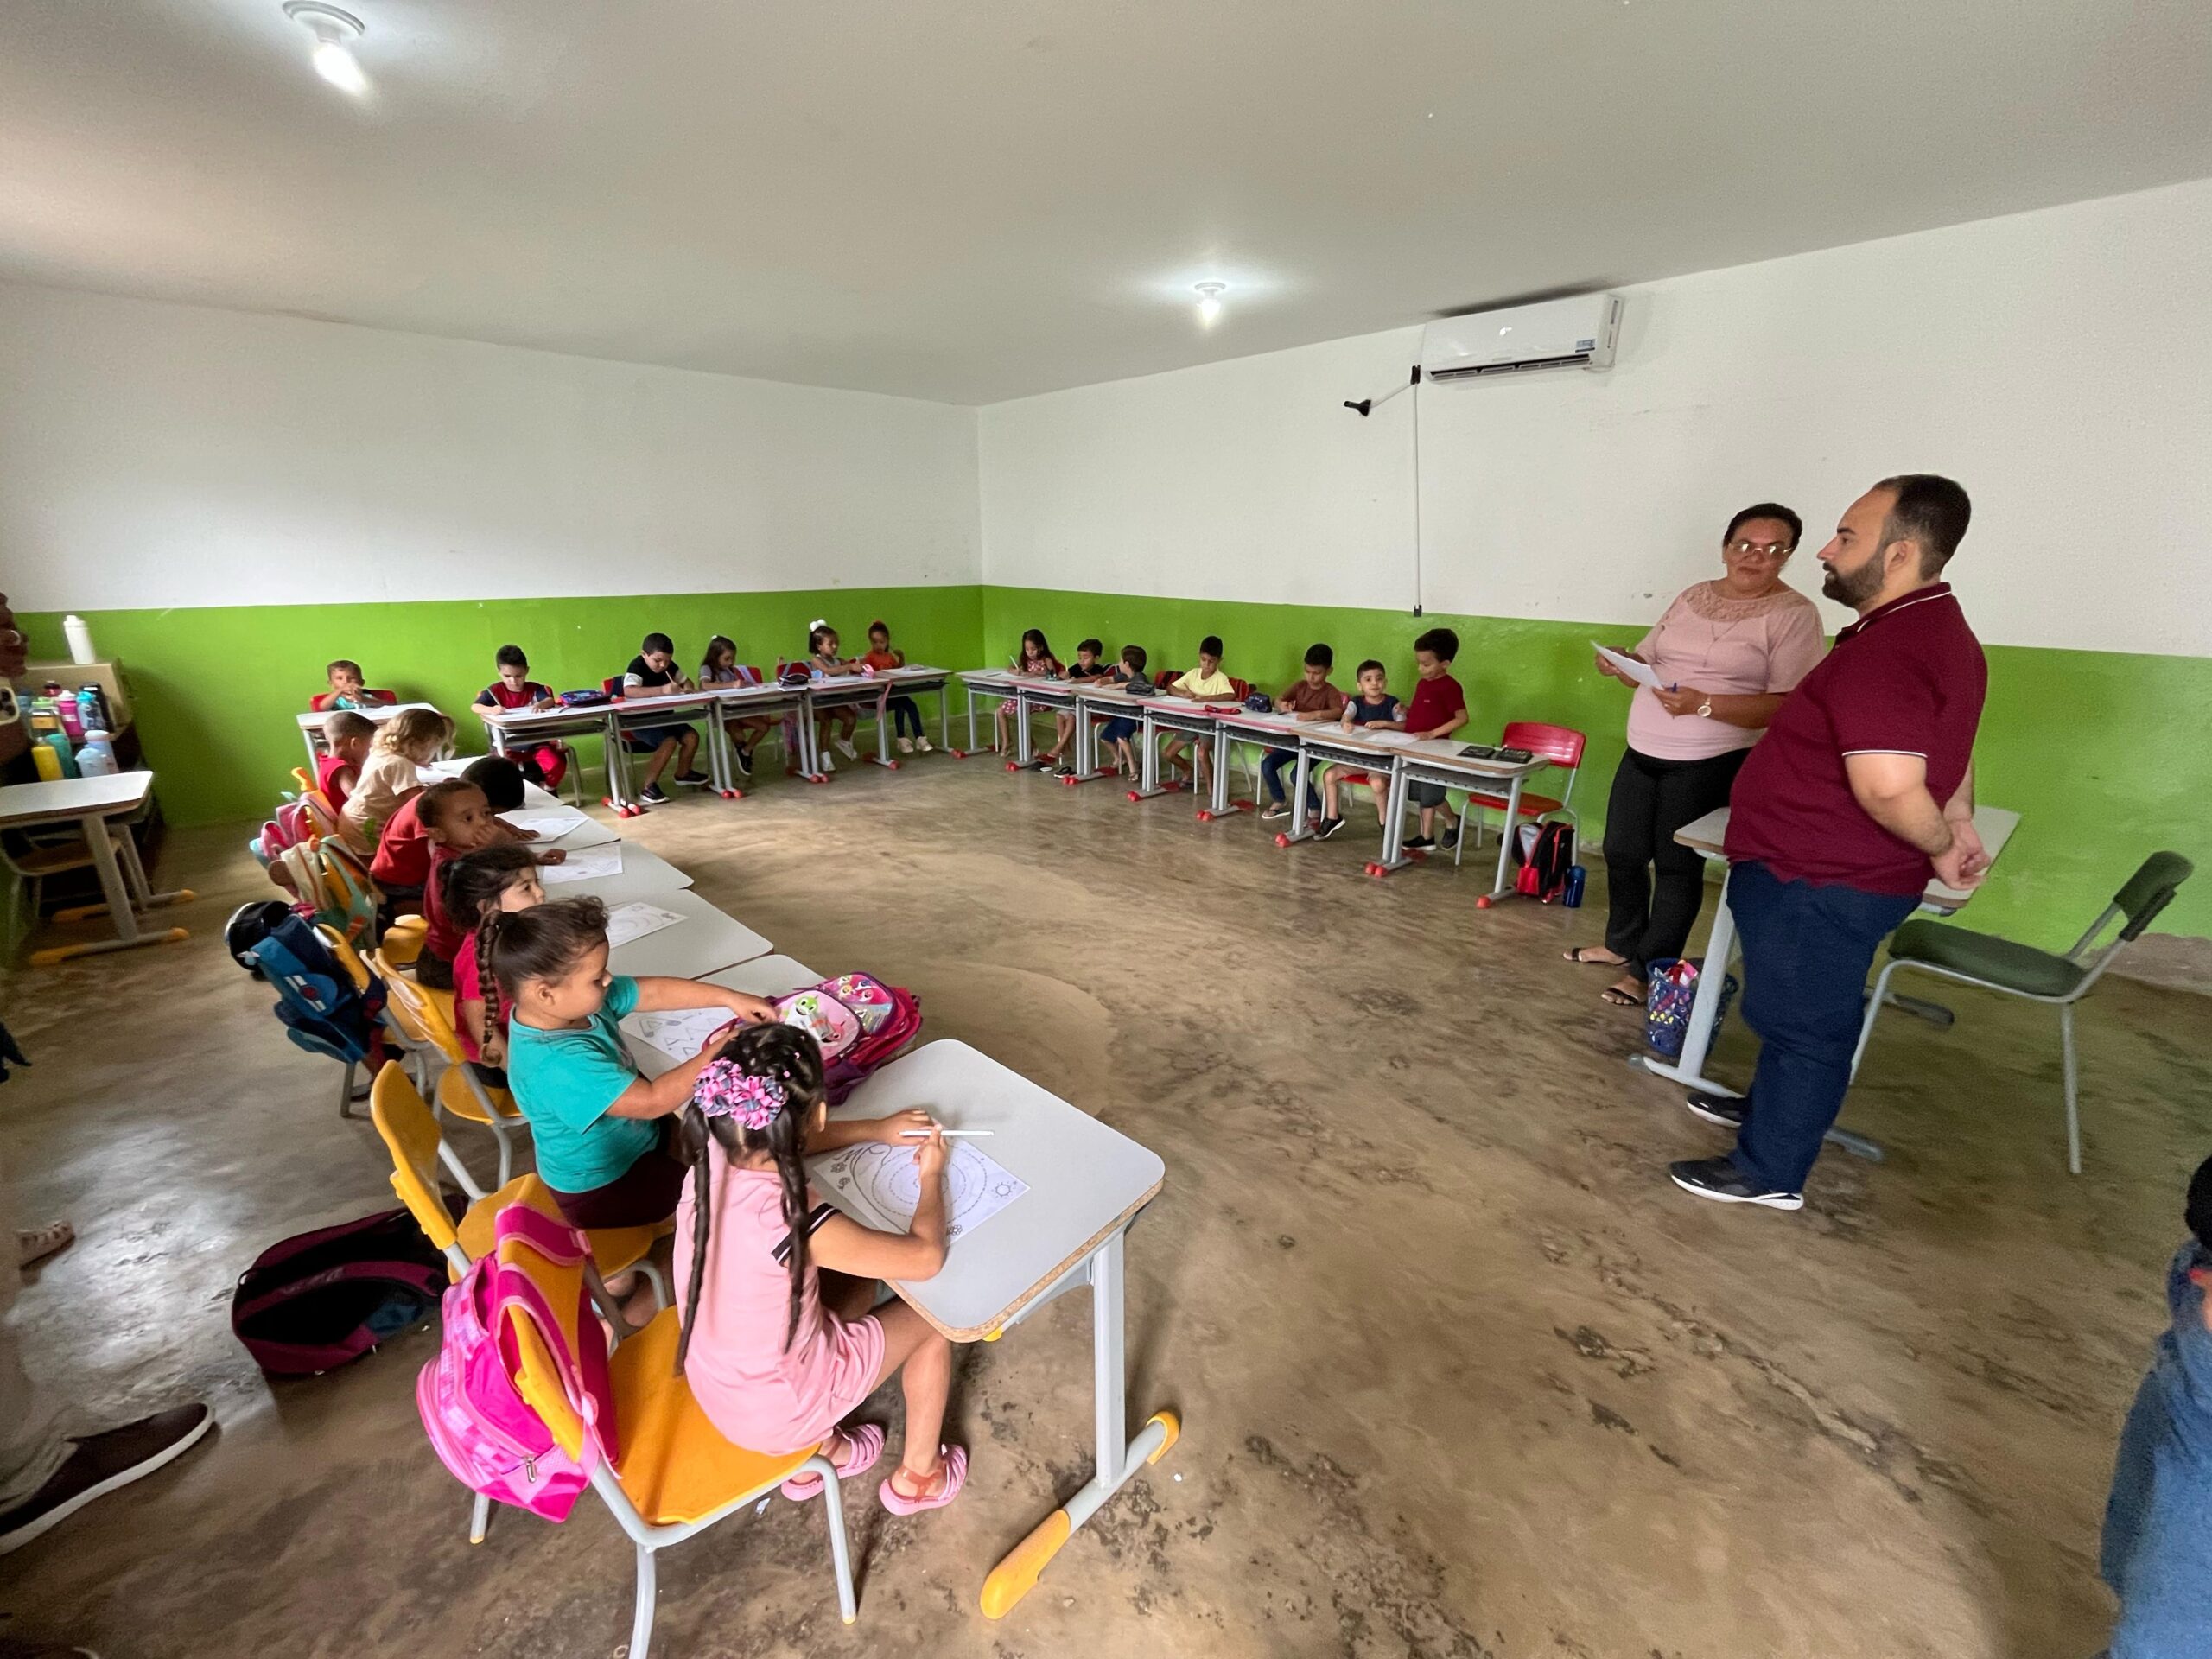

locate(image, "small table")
(537, 842), (693, 906)
(803, 666), (958, 772)
(0, 772), (193, 965)
(296, 702), (442, 766)
(1631, 803), (2022, 1159)
(813, 1039), (1172, 1618)
(617, 954), (821, 1079)
(602, 888), (772, 981)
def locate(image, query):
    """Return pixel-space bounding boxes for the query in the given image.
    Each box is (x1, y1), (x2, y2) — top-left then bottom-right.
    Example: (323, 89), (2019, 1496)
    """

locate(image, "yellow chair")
(290, 765), (316, 798)
(498, 1217), (857, 1656)
(314, 924), (387, 1119)
(298, 788), (342, 845)
(372, 949), (525, 1189)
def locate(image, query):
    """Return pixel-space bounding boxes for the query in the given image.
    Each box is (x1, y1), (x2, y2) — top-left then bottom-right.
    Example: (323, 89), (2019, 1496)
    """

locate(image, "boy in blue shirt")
(2101, 1153), (2212, 1656)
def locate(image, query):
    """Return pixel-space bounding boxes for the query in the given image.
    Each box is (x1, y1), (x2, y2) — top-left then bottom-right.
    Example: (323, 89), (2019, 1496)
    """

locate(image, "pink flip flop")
(878, 1444), (968, 1516)
(781, 1422), (885, 1501)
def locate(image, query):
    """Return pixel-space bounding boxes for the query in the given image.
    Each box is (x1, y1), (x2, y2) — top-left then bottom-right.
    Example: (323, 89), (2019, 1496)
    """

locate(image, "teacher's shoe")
(1683, 1092), (1746, 1130)
(1668, 1156), (1802, 1211)
(0, 1404), (213, 1557)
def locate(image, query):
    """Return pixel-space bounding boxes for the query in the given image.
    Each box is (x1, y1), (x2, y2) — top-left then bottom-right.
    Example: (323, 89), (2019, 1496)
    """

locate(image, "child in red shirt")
(442, 845), (546, 1088)
(378, 780), (563, 985)
(472, 645), (571, 790)
(316, 711), (374, 812)
(1400, 627), (1470, 851)
(861, 620), (931, 755)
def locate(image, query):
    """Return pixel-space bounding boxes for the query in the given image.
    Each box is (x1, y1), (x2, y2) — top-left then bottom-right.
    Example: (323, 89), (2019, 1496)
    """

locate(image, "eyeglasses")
(1726, 540), (1795, 560)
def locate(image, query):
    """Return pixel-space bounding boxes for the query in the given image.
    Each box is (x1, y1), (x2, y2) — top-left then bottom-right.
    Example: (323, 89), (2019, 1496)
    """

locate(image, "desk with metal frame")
(801, 666), (958, 772)
(1374, 738), (1552, 894)
(0, 772), (194, 966)
(296, 701), (441, 766)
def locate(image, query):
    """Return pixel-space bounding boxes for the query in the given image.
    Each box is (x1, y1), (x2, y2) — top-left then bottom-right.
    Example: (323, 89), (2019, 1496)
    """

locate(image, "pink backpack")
(415, 1205), (618, 1522)
(775, 973), (923, 1103)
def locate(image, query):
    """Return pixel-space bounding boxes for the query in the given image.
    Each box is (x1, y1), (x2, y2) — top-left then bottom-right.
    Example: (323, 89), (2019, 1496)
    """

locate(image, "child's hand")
(912, 1127), (949, 1184)
(869, 1109), (936, 1144)
(722, 991), (780, 1024)
(537, 847), (567, 865)
(512, 824), (541, 842)
(483, 1033), (506, 1066)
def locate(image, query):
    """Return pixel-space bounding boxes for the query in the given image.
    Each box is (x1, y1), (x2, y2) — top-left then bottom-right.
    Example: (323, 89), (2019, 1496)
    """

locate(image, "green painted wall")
(18, 587), (980, 827)
(981, 585), (2212, 950)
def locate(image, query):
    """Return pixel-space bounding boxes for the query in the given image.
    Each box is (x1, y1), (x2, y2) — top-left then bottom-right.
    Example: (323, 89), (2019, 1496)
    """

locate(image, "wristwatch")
(1695, 697), (1713, 719)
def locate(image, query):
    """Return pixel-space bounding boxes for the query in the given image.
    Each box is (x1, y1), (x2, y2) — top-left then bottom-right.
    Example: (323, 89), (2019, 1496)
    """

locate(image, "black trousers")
(1602, 745), (1748, 982)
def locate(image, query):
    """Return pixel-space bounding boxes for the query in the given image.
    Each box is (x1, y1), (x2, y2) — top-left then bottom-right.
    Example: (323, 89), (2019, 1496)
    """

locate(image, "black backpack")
(231, 1209), (448, 1376)
(1514, 821), (1578, 903)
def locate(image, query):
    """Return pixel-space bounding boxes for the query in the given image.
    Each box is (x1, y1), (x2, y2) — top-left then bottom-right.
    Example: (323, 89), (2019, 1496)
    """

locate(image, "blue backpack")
(243, 914), (389, 1067)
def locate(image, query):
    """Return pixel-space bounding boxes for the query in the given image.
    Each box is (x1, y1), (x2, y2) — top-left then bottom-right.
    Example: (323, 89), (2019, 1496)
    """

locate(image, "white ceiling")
(3, 1), (2209, 405)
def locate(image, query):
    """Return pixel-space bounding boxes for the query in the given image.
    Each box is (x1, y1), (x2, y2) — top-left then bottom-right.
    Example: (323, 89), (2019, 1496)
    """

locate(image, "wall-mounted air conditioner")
(1421, 292), (1624, 381)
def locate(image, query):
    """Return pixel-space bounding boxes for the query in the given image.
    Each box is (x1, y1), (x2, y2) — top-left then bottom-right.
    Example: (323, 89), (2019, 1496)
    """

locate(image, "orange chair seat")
(381, 916), (427, 967)
(607, 1310), (815, 1526)
(437, 1065), (522, 1124)
(454, 1175), (662, 1281)
(1464, 790), (1565, 817)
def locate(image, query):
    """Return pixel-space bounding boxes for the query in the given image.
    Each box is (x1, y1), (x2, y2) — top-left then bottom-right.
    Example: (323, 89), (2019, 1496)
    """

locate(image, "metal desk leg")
(1366, 761), (1414, 875)
(1630, 880), (1738, 1096)
(1276, 745), (1319, 846)
(868, 688), (897, 769)
(1128, 710), (1170, 800)
(601, 712), (639, 817)
(965, 684), (980, 755)
(1195, 725), (1236, 820)
(1011, 690), (1035, 768)
(940, 683), (956, 754)
(29, 813), (189, 966)
(979, 1230), (1178, 1619)
(702, 702), (739, 799)
(1486, 774), (1526, 899)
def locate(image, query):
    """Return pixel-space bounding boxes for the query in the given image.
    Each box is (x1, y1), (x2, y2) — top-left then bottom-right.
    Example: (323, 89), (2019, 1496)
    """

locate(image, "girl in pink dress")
(672, 1023), (969, 1515)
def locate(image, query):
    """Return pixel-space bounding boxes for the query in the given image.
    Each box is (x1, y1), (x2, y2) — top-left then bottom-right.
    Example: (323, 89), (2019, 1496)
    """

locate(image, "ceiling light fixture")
(1193, 282), (1226, 327)
(283, 2), (369, 96)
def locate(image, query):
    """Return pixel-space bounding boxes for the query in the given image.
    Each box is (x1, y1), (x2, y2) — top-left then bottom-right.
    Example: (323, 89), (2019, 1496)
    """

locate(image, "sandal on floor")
(782, 1422), (886, 1501)
(1563, 947), (1626, 966)
(17, 1220), (74, 1270)
(1599, 985), (1643, 1007)
(879, 1444), (968, 1515)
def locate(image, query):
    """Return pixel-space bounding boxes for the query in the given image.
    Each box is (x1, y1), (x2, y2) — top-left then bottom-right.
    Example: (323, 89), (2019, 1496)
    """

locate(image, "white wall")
(980, 177), (2212, 657)
(0, 283), (981, 610)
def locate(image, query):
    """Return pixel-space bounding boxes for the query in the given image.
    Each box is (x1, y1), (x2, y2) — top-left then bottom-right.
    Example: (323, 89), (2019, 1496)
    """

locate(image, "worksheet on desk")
(605, 899), (684, 949)
(816, 1142), (1028, 1242)
(503, 807), (594, 838)
(540, 846), (622, 884)
(625, 1005), (733, 1058)
(1362, 730), (1419, 747)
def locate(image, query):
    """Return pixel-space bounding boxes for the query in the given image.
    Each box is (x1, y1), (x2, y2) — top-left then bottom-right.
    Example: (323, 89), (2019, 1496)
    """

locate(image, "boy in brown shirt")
(1260, 644), (1346, 821)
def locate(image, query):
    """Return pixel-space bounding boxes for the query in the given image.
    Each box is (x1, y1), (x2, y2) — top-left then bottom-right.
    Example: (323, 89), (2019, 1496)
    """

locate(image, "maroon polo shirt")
(1725, 583), (1986, 896)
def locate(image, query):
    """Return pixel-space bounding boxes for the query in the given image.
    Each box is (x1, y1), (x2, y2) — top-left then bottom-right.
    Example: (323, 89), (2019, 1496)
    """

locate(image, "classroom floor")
(3, 753), (2209, 1658)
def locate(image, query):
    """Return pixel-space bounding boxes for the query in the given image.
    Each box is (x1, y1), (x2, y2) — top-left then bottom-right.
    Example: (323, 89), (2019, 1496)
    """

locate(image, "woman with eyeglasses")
(1567, 505), (1826, 1007)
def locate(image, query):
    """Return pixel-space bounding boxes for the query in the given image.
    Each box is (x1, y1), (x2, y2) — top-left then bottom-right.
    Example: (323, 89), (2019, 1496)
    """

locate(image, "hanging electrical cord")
(1344, 363), (1426, 615)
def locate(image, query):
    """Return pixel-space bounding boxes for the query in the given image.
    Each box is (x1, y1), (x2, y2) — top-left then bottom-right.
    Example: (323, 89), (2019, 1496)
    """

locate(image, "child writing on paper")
(1314, 660), (1404, 841)
(861, 621), (932, 756)
(995, 629), (1063, 756)
(316, 711), (374, 813)
(806, 621), (866, 769)
(340, 708), (452, 852)
(701, 634), (775, 781)
(474, 645), (571, 790)
(1040, 638), (1113, 777)
(623, 632), (709, 805)
(446, 844), (543, 1090)
(1159, 634), (1236, 789)
(1095, 645), (1148, 779)
(674, 1021), (968, 1516)
(1398, 626), (1470, 851)
(414, 780), (566, 991)
(1259, 643), (1345, 821)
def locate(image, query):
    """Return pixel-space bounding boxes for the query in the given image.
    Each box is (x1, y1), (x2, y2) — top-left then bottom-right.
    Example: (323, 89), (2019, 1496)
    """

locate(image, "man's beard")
(1822, 555), (1885, 607)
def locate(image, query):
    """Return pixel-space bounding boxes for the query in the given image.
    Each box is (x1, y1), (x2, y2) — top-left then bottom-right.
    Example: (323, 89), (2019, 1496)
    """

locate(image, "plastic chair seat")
(1889, 919), (2087, 999)
(8, 835), (122, 876)
(1461, 789), (1564, 817)
(454, 1175), (660, 1281)
(382, 915), (427, 966)
(606, 1309), (814, 1526)
(437, 1065), (522, 1124)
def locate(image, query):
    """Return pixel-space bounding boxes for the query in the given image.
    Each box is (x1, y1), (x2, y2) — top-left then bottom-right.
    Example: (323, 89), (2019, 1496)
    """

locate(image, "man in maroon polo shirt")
(1669, 475), (1987, 1211)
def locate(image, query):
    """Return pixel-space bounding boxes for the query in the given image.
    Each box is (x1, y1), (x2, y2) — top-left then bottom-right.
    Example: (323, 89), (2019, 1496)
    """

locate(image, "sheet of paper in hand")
(623, 1005), (734, 1058)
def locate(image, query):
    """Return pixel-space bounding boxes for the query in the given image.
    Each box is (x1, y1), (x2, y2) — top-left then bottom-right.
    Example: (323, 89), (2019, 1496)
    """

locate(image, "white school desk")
(617, 954), (821, 1079)
(1632, 802), (2022, 1160)
(801, 665), (958, 772)
(1373, 736), (1554, 893)
(296, 701), (441, 765)
(812, 1039), (1172, 1618)
(0, 772), (193, 965)
(709, 680), (817, 782)
(537, 842), (693, 906)
(603, 887), (772, 981)
(958, 669), (1077, 766)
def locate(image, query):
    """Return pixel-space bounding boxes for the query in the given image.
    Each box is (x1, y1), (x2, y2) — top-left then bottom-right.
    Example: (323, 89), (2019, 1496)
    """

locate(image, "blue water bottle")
(1562, 864), (1587, 908)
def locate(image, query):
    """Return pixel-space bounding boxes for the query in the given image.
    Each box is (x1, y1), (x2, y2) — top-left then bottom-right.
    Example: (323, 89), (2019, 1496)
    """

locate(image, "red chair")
(1453, 721), (1586, 865)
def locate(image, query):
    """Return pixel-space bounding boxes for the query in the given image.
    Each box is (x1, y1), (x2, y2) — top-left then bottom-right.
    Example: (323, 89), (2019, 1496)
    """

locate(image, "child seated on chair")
(1399, 626), (1470, 852)
(861, 620), (932, 757)
(1260, 643), (1345, 821)
(997, 629), (1063, 757)
(2101, 1153), (2212, 1658)
(473, 645), (572, 790)
(445, 845), (546, 1091)
(372, 766), (539, 910)
(1314, 660), (1403, 841)
(415, 779), (565, 992)
(1096, 645), (1149, 778)
(1160, 635), (1235, 789)
(622, 632), (709, 805)
(673, 1021), (969, 1516)
(702, 633), (775, 780)
(496, 899), (781, 1308)
(317, 711), (374, 813)
(315, 658), (392, 713)
(1044, 639), (1113, 778)
(340, 709), (452, 853)
(806, 621), (867, 770)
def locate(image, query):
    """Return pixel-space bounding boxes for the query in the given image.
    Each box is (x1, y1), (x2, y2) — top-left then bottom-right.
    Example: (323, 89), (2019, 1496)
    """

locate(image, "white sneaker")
(896, 737), (914, 754)
(916, 736), (934, 753)
(818, 752), (836, 774)
(834, 737), (859, 760)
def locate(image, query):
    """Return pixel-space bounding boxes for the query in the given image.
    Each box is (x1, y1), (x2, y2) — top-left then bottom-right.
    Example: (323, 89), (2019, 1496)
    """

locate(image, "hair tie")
(693, 1058), (786, 1130)
(809, 617), (830, 632)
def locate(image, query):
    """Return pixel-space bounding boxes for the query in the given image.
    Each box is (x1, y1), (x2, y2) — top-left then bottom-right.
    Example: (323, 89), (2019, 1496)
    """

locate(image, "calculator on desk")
(1458, 744), (1497, 760)
(1494, 747), (1535, 764)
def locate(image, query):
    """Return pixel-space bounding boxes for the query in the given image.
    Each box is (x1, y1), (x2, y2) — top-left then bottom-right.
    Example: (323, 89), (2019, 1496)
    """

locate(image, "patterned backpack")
(775, 973), (924, 1103)
(416, 1205), (617, 1522)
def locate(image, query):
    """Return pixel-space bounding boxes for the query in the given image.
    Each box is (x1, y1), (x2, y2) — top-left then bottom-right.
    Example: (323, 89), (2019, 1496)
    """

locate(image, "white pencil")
(899, 1128), (993, 1138)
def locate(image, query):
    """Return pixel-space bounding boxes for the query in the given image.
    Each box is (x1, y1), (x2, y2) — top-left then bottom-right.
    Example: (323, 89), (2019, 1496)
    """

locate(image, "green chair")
(1850, 851), (2193, 1174)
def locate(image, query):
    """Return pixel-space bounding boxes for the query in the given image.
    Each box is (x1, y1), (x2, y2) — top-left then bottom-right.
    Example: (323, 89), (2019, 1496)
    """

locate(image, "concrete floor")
(3, 753), (2209, 1658)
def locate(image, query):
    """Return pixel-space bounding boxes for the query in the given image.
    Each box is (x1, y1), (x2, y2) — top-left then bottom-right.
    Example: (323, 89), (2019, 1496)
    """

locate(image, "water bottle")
(63, 613), (96, 665)
(76, 729), (119, 778)
(56, 695), (84, 741)
(41, 732), (78, 779)
(76, 688), (106, 736)
(1562, 863), (1587, 908)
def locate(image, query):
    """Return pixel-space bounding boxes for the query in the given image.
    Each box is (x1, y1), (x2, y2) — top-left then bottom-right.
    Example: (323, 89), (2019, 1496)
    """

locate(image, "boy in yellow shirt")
(1160, 634), (1235, 789)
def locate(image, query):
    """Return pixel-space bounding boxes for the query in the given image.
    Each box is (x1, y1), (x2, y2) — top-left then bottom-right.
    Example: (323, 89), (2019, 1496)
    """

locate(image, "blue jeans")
(886, 696), (923, 738)
(2102, 1242), (2212, 1658)
(1260, 750), (1319, 810)
(1725, 860), (1918, 1192)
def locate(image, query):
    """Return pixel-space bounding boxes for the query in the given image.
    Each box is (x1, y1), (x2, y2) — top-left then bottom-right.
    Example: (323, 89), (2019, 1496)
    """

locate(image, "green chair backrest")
(2114, 852), (2194, 941)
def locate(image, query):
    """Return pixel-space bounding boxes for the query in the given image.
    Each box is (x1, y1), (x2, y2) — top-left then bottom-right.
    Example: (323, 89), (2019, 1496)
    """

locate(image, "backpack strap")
(486, 1204), (620, 1465)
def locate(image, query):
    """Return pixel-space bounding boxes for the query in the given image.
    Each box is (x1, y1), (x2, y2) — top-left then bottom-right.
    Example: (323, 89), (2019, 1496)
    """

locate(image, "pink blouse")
(1626, 582), (1825, 761)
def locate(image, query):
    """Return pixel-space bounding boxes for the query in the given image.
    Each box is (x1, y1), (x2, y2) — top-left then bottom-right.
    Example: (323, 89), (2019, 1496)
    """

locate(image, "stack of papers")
(541, 846), (623, 885)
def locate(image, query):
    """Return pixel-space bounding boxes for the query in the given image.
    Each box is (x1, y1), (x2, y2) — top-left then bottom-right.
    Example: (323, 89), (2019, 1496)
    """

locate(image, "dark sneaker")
(1668, 1156), (1802, 1211)
(673, 771), (712, 787)
(1025, 758), (1055, 772)
(1684, 1092), (1746, 1129)
(639, 783), (671, 805)
(0, 1404), (213, 1557)
(1402, 835), (1436, 852)
(1314, 817), (1347, 841)
(1259, 804), (1291, 821)
(730, 748), (753, 779)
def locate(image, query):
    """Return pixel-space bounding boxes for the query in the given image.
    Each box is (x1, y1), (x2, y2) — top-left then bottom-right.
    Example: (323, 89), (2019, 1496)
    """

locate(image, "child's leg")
(993, 700), (1014, 749)
(1260, 750), (1289, 803)
(642, 736), (677, 785)
(837, 708), (858, 738)
(1316, 765), (1339, 818)
(870, 1300), (953, 1487)
(677, 728), (701, 772)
